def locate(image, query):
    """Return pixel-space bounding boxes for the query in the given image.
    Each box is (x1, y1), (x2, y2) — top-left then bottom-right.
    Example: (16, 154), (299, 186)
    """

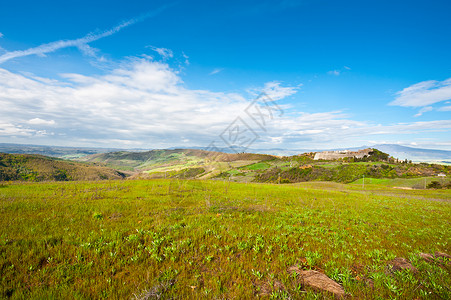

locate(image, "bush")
(427, 181), (442, 189)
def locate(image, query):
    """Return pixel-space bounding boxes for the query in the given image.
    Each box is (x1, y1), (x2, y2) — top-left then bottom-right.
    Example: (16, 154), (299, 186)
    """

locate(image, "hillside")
(77, 149), (276, 178)
(199, 148), (446, 184)
(76, 148), (451, 186)
(0, 153), (126, 182)
(252, 160), (450, 185)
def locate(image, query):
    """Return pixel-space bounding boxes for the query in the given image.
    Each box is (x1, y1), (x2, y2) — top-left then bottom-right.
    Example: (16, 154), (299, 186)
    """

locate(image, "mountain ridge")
(0, 143), (450, 163)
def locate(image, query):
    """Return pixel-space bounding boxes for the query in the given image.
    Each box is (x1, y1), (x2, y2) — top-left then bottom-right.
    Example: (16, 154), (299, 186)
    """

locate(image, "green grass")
(351, 176), (450, 189)
(1, 180), (450, 299)
(241, 162), (271, 171)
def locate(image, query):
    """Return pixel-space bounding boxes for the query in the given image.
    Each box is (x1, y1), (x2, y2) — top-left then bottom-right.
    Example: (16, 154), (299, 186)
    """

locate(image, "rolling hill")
(0, 153), (127, 182)
(77, 149), (276, 179)
(76, 148), (450, 186)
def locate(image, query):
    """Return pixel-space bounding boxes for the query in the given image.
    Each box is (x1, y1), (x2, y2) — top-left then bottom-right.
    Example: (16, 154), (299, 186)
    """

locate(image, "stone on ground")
(288, 267), (345, 298)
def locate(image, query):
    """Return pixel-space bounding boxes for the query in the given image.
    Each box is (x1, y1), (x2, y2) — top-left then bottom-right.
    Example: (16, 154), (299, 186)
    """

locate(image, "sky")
(0, 0), (451, 151)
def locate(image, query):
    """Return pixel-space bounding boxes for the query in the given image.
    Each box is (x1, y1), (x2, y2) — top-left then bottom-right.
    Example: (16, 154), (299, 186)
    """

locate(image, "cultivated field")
(1, 180), (450, 299)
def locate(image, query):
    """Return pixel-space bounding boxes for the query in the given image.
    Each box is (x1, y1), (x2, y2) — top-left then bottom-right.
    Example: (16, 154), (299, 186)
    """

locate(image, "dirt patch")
(257, 279), (285, 297)
(419, 252), (451, 266)
(386, 257), (417, 274)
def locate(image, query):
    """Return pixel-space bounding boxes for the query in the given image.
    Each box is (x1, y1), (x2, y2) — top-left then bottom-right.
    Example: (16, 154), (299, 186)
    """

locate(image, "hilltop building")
(313, 148), (373, 160)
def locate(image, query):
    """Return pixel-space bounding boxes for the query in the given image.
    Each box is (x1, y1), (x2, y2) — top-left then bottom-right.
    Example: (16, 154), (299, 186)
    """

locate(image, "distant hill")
(187, 144), (451, 163)
(369, 144), (451, 163)
(0, 153), (126, 182)
(0, 143), (124, 159)
(3, 142), (450, 164)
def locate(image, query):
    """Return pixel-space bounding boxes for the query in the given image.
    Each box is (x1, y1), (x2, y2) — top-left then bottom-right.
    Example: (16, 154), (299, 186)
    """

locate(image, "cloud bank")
(1, 58), (451, 149)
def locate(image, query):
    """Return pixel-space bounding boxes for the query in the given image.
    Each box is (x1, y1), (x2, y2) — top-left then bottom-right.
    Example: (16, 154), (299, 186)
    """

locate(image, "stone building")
(313, 148), (373, 160)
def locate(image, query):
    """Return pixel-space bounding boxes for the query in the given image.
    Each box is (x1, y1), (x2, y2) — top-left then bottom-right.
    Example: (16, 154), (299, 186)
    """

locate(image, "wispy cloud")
(414, 106), (433, 117)
(209, 68), (223, 75)
(327, 70), (340, 76)
(438, 105), (451, 111)
(390, 77), (451, 107)
(0, 7), (170, 64)
(147, 46), (174, 60)
(0, 32), (3, 38)
(328, 66), (351, 76)
(182, 52), (189, 65)
(27, 118), (56, 126)
(247, 81), (300, 101)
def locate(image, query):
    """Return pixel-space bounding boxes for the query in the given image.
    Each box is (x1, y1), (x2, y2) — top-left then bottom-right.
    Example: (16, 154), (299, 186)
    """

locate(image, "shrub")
(427, 181), (442, 189)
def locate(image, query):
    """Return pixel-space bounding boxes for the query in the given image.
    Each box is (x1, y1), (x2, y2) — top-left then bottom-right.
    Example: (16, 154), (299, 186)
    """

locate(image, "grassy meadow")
(1, 179), (450, 299)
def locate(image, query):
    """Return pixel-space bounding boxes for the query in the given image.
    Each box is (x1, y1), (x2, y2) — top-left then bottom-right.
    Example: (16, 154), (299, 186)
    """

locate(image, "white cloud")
(390, 77), (451, 107)
(209, 68), (223, 75)
(328, 66), (350, 76)
(260, 81), (300, 100)
(0, 32), (3, 38)
(182, 52), (190, 65)
(414, 106), (433, 117)
(438, 105), (451, 111)
(1, 58), (450, 149)
(147, 46), (173, 60)
(0, 7), (169, 64)
(77, 44), (100, 58)
(27, 118), (56, 126)
(0, 58), (260, 146)
(298, 129), (324, 134)
(0, 123), (35, 136)
(328, 70), (340, 76)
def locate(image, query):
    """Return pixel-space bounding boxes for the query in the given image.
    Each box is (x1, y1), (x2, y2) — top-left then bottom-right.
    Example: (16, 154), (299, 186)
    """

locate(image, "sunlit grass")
(1, 179), (450, 299)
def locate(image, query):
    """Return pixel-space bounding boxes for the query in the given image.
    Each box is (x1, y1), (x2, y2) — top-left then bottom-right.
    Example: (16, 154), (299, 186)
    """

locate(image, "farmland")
(1, 179), (450, 299)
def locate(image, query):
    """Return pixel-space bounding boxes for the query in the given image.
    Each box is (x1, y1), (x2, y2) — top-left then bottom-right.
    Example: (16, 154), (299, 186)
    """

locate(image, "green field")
(351, 176), (450, 189)
(1, 180), (450, 299)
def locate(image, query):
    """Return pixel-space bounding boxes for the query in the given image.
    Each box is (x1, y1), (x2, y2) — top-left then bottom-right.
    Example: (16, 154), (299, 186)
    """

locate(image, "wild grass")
(0, 179), (450, 299)
(351, 176), (450, 189)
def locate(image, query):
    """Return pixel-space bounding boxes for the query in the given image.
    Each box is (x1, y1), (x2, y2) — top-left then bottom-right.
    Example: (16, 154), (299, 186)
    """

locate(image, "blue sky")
(0, 0), (450, 150)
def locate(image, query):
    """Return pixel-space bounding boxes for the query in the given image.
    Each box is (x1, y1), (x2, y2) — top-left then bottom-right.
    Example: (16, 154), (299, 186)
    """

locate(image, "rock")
(386, 257), (417, 273)
(288, 267), (345, 298)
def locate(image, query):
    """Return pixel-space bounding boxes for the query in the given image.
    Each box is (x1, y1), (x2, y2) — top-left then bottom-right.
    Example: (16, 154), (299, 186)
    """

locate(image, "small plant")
(158, 267), (178, 282)
(251, 269), (264, 280)
(305, 251), (322, 267)
(92, 212), (103, 220)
